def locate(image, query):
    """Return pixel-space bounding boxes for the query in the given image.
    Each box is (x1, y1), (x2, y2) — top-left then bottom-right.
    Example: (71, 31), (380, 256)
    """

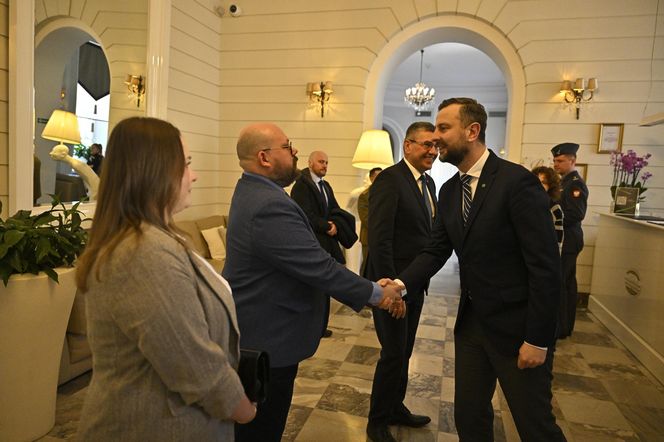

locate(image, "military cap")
(551, 142), (579, 157)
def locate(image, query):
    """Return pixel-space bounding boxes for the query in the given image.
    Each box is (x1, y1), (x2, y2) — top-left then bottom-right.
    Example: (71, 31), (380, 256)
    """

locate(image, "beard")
(273, 156), (300, 187)
(438, 143), (469, 167)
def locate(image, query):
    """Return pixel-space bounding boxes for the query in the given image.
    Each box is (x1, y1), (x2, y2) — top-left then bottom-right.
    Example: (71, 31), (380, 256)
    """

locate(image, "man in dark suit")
(223, 123), (405, 442)
(364, 122), (437, 442)
(396, 98), (565, 441)
(552, 142), (588, 338)
(291, 151), (343, 337)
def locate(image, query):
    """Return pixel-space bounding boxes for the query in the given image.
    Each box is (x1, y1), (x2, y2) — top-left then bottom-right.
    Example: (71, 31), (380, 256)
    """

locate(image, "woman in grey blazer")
(75, 117), (255, 441)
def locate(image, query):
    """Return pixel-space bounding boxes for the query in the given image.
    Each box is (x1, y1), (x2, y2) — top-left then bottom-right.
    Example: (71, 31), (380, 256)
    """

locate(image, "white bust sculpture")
(49, 145), (100, 200)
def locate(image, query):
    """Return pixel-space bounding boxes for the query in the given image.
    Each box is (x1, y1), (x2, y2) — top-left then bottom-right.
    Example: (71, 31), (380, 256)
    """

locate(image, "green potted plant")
(0, 197), (88, 442)
(73, 143), (91, 162)
(0, 197), (87, 284)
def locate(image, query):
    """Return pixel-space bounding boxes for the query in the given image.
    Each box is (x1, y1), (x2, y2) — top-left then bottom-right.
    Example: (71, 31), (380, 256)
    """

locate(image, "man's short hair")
(438, 97), (487, 143)
(405, 122), (435, 140)
(369, 167), (382, 179)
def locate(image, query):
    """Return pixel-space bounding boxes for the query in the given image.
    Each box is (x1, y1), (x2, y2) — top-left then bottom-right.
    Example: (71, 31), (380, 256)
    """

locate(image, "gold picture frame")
(598, 123), (624, 153)
(575, 163), (588, 181)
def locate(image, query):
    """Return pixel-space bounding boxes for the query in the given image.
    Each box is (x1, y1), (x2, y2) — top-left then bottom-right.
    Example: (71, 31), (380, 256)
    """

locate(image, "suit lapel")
(186, 250), (240, 335)
(304, 171), (327, 214)
(446, 175), (465, 241)
(463, 151), (499, 239)
(397, 161), (431, 224)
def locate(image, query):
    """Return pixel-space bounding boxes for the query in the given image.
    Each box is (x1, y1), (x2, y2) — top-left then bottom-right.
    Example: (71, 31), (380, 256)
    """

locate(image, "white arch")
(363, 15), (525, 163)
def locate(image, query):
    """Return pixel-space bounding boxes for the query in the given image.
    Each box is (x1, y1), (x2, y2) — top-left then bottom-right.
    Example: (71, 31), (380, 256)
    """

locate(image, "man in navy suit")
(364, 122), (437, 442)
(223, 123), (405, 442)
(397, 98), (565, 441)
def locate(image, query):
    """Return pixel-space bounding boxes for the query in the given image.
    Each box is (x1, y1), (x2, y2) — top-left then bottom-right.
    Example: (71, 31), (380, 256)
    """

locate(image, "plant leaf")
(43, 267), (59, 283)
(3, 230), (25, 246)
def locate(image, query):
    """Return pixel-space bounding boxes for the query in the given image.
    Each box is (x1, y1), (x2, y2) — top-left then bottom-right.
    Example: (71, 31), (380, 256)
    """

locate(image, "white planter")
(0, 268), (77, 442)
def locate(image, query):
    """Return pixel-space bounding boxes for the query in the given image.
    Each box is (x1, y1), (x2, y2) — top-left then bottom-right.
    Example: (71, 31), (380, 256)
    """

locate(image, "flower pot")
(0, 268), (77, 441)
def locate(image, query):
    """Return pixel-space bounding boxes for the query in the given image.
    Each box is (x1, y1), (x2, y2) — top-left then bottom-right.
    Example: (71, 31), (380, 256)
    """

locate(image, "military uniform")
(552, 143), (589, 337)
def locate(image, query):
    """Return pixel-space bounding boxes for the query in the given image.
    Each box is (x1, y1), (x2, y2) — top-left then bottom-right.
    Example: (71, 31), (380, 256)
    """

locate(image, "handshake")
(374, 278), (407, 319)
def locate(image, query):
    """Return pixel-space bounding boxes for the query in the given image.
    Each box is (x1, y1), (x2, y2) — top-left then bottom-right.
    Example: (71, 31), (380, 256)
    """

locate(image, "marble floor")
(44, 259), (664, 441)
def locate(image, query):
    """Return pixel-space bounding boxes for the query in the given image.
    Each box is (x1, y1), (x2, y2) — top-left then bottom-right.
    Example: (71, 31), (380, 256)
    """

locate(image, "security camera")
(229, 4), (242, 16)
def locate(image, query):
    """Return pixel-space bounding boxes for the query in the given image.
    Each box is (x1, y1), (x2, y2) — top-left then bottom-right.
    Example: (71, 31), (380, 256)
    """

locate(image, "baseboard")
(589, 296), (664, 386)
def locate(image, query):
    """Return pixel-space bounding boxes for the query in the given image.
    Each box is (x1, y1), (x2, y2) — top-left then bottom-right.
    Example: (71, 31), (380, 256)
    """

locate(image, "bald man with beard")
(223, 123), (405, 442)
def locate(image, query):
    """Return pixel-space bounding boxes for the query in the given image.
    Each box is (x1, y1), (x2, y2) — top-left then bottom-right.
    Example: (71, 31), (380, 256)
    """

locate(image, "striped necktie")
(460, 174), (473, 224)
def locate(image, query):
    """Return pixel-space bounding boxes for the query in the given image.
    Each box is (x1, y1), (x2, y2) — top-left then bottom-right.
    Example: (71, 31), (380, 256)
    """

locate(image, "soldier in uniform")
(552, 142), (589, 338)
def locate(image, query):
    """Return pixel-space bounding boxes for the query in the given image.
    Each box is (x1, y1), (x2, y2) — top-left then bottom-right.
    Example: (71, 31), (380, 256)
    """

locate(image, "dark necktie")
(318, 180), (328, 212)
(460, 174), (473, 224)
(420, 174), (433, 227)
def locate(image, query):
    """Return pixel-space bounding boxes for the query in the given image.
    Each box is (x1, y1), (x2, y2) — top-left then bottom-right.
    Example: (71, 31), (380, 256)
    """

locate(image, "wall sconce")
(125, 74), (145, 108)
(560, 77), (598, 119)
(352, 130), (394, 169)
(306, 81), (333, 118)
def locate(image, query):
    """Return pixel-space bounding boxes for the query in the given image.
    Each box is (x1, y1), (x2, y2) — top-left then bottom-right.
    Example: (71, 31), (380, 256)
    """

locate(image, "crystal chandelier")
(404, 49), (435, 111)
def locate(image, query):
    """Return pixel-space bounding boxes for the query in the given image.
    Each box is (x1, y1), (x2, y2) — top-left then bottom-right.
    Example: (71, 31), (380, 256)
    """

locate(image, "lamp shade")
(41, 110), (81, 145)
(352, 130), (394, 170)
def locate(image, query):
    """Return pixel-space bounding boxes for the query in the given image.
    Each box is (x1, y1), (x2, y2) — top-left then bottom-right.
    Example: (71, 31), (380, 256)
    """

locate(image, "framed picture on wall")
(576, 163), (588, 181)
(598, 123), (624, 153)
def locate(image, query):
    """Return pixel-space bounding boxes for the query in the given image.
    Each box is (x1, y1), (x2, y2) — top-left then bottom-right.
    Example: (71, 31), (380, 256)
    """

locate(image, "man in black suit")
(552, 142), (588, 338)
(397, 98), (565, 441)
(364, 122), (437, 442)
(291, 150), (344, 337)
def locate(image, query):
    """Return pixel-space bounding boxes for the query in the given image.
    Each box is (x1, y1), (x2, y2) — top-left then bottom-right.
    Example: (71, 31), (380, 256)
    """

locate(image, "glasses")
(261, 140), (293, 155)
(407, 139), (440, 151)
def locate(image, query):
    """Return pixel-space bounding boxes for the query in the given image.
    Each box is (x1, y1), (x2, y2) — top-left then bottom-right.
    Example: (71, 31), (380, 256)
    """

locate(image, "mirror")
(33, 1), (148, 205)
(9, 0), (169, 215)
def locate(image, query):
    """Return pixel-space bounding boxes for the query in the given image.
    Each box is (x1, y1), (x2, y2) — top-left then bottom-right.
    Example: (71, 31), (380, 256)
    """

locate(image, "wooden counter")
(589, 213), (664, 384)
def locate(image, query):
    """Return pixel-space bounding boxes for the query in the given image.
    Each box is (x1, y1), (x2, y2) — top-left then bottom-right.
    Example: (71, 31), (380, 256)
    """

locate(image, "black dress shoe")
(323, 329), (333, 338)
(366, 423), (396, 442)
(388, 412), (431, 428)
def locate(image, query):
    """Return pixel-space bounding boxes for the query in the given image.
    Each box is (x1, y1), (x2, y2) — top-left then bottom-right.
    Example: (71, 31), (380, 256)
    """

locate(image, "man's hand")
(517, 343), (547, 369)
(326, 221), (337, 236)
(388, 297), (406, 319)
(375, 279), (406, 319)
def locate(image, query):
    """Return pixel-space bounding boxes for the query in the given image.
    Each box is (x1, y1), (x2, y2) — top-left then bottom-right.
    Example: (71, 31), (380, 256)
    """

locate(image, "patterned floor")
(43, 258), (664, 441)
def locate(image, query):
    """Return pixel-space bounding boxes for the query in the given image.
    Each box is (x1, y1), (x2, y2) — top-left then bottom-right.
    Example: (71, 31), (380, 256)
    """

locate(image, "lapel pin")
(481, 183), (486, 188)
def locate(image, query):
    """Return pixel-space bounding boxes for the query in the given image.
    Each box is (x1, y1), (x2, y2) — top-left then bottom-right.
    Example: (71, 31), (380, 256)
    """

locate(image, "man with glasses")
(224, 123), (405, 442)
(365, 122), (438, 442)
(397, 98), (564, 441)
(291, 151), (344, 338)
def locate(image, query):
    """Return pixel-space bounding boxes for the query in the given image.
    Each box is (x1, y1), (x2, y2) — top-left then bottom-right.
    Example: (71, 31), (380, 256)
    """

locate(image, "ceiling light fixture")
(404, 49), (435, 111)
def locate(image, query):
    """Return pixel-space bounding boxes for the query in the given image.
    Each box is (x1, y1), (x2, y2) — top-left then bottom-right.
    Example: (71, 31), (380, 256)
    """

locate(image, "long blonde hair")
(76, 117), (187, 292)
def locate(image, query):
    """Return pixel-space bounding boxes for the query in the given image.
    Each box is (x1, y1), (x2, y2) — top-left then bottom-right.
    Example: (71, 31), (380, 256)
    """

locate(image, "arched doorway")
(363, 15), (525, 163)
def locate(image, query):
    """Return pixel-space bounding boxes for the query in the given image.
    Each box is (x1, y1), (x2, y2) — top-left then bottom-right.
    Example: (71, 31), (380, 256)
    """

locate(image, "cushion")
(196, 215), (227, 231)
(201, 226), (226, 260)
(176, 220), (208, 257)
(218, 225), (227, 245)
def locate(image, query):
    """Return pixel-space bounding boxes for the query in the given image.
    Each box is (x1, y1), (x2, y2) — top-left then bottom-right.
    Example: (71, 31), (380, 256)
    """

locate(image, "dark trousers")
(235, 364), (298, 442)
(561, 251), (580, 336)
(454, 304), (565, 442)
(368, 293), (424, 424)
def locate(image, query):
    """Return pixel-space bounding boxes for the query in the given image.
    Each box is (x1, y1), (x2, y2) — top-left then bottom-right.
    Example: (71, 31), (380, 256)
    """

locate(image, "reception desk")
(589, 213), (664, 384)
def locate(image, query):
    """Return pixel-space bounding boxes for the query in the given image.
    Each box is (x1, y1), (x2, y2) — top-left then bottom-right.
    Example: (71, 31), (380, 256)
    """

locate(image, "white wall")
(3, 0), (663, 292)
(168, 0), (227, 219)
(204, 0), (664, 293)
(0, 0), (8, 218)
